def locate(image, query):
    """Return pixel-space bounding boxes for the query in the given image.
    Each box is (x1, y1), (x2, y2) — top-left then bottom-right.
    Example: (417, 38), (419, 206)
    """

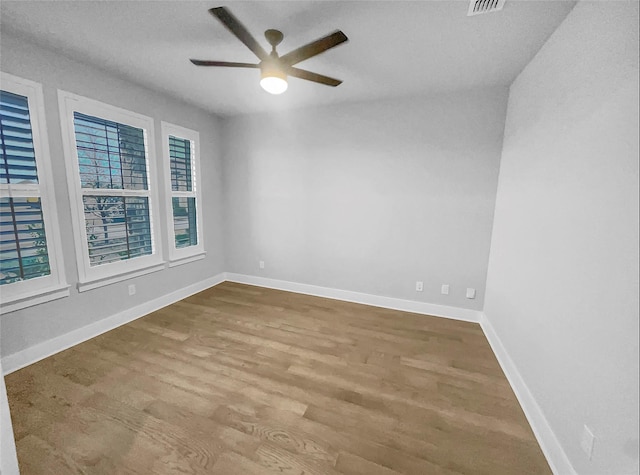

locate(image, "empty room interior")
(0, 1), (638, 474)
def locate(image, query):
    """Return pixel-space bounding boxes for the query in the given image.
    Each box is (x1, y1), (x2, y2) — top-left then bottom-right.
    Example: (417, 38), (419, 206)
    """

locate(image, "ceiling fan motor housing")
(265, 29), (284, 48)
(260, 59), (287, 81)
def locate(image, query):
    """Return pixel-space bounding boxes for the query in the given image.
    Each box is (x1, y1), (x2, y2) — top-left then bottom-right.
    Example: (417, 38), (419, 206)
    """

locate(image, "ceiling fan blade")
(190, 59), (259, 68)
(209, 7), (268, 61)
(287, 67), (342, 87)
(280, 30), (348, 66)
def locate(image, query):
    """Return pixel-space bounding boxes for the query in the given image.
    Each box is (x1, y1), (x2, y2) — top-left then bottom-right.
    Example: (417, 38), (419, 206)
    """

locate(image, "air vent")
(467, 0), (506, 16)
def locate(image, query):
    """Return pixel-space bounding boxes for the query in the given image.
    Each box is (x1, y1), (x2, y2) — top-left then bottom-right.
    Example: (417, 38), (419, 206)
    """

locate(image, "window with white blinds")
(0, 73), (67, 313)
(73, 113), (153, 266)
(169, 136), (197, 248)
(161, 122), (204, 265)
(0, 91), (50, 285)
(59, 91), (163, 289)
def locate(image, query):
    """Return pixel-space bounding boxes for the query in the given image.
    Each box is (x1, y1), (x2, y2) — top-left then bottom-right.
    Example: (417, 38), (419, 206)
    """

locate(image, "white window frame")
(161, 122), (205, 266)
(58, 90), (165, 291)
(0, 73), (69, 313)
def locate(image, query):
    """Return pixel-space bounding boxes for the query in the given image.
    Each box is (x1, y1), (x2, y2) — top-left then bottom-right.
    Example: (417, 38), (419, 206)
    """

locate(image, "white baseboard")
(225, 273), (481, 323)
(1, 273), (226, 375)
(479, 312), (575, 475)
(2, 272), (477, 375)
(0, 359), (19, 475)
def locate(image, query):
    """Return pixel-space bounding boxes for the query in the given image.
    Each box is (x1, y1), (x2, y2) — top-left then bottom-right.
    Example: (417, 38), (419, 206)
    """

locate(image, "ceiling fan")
(190, 6), (348, 95)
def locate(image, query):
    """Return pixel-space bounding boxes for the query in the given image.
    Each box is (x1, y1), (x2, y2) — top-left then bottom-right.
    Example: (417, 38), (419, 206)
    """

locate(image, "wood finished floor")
(6, 282), (550, 474)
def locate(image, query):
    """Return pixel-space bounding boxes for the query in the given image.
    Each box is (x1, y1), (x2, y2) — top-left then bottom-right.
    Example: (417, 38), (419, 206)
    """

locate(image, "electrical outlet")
(415, 281), (423, 292)
(580, 425), (595, 460)
(128, 284), (136, 296)
(466, 288), (476, 299)
(259, 260), (265, 269)
(441, 284), (450, 295)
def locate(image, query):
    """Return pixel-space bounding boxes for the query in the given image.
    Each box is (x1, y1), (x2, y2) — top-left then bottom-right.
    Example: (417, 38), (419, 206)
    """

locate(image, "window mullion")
(171, 190), (195, 199)
(80, 188), (148, 197)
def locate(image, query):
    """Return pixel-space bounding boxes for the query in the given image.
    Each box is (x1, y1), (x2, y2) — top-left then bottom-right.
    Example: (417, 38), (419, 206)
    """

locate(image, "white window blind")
(169, 135), (197, 248)
(0, 197), (50, 284)
(73, 112), (153, 266)
(1, 91), (38, 184)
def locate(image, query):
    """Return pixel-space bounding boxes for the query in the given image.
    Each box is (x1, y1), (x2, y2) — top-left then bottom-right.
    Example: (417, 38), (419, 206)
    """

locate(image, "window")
(0, 73), (68, 313)
(161, 122), (204, 266)
(58, 91), (163, 291)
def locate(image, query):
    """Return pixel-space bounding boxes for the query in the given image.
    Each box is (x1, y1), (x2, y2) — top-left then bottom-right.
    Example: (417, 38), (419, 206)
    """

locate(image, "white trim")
(0, 73), (68, 308)
(1, 359), (19, 475)
(161, 121), (205, 262)
(168, 252), (206, 268)
(225, 273), (481, 323)
(0, 284), (70, 314)
(1, 272), (226, 375)
(76, 262), (165, 292)
(57, 89), (164, 286)
(479, 312), (576, 475)
(0, 272), (481, 375)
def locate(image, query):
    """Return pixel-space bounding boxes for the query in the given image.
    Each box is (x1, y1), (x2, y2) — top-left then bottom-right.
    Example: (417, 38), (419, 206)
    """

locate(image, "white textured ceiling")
(0, 1), (575, 116)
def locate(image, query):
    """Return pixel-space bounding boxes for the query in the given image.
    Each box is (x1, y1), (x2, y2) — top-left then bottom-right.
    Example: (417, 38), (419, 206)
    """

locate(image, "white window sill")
(168, 251), (206, 268)
(0, 284), (71, 314)
(77, 262), (166, 292)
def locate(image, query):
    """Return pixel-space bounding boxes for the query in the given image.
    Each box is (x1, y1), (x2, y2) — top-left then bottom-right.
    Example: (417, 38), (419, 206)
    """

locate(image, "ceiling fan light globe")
(260, 76), (288, 94)
(260, 64), (288, 94)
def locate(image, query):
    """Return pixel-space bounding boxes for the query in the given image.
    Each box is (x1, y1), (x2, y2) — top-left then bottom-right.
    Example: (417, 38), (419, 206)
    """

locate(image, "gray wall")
(0, 33), (226, 358)
(484, 2), (639, 473)
(223, 89), (508, 310)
